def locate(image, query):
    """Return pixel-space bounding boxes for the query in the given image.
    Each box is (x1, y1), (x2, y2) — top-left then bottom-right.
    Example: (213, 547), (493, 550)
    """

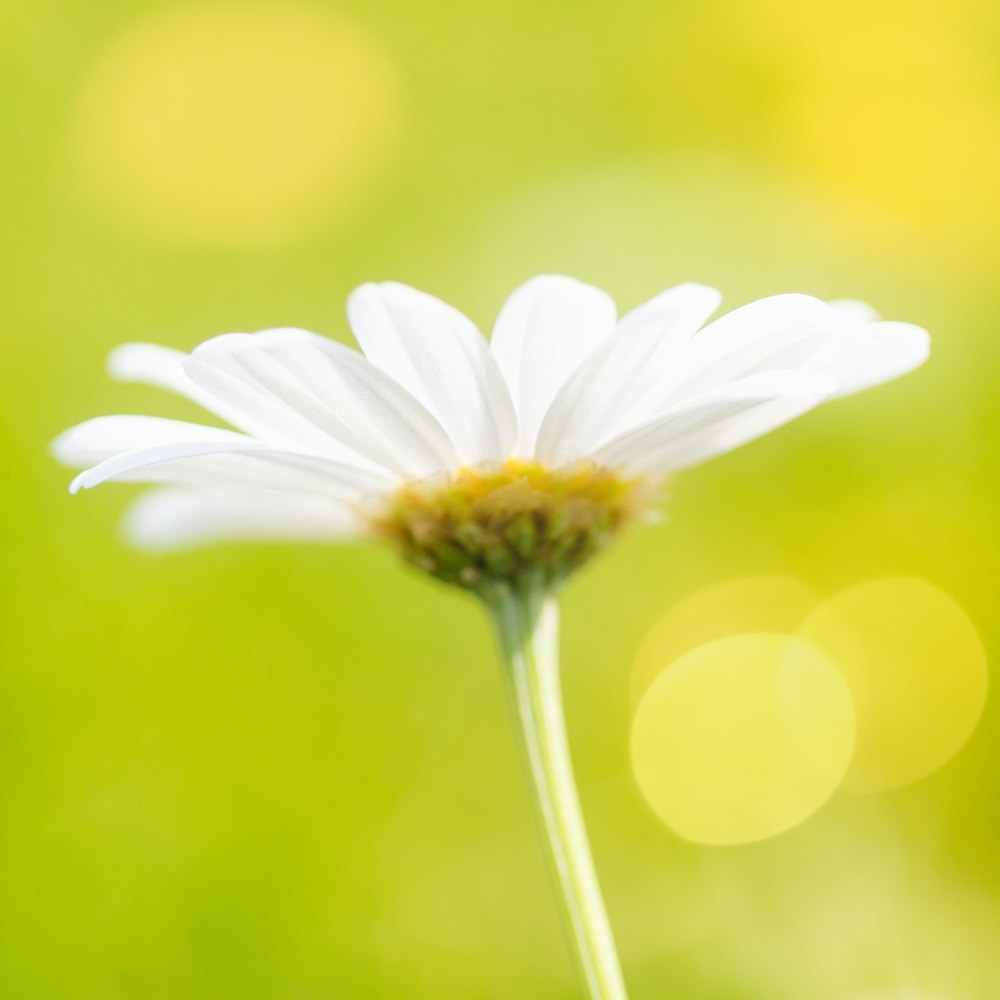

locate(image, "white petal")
(185, 329), (459, 478)
(108, 343), (197, 396)
(674, 312), (929, 401)
(70, 439), (263, 493)
(69, 437), (396, 499)
(828, 299), (880, 323)
(694, 294), (836, 348)
(536, 283), (722, 465)
(616, 283), (722, 340)
(110, 341), (354, 455)
(109, 451), (395, 497)
(656, 296), (928, 405)
(825, 321), (930, 398)
(51, 415), (249, 467)
(644, 294), (839, 403)
(348, 282), (517, 463)
(490, 275), (617, 456)
(593, 370), (837, 476)
(124, 488), (362, 550)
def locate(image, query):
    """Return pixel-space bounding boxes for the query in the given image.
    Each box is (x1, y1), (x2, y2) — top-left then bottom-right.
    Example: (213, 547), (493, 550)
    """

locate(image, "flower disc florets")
(368, 461), (653, 594)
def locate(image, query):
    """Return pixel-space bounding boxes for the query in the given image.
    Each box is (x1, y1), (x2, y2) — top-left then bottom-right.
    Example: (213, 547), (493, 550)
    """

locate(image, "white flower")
(53, 276), (928, 587)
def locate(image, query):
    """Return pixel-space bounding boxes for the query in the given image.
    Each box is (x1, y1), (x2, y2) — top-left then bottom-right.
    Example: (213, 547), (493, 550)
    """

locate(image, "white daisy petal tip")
(491, 274), (618, 456)
(68, 438), (275, 496)
(347, 279), (438, 313)
(106, 340), (200, 386)
(528, 273), (615, 298)
(828, 299), (881, 323)
(877, 321), (931, 369)
(872, 319), (931, 354)
(64, 460), (123, 494)
(51, 414), (250, 467)
(50, 426), (84, 469)
(347, 278), (516, 465)
(827, 320), (931, 399)
(625, 281), (723, 318)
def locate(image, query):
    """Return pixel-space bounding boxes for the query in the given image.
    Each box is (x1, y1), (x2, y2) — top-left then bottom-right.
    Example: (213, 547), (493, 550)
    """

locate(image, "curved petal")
(490, 275), (617, 456)
(627, 294), (927, 412)
(51, 415), (250, 467)
(108, 343), (198, 396)
(828, 299), (880, 323)
(673, 312), (929, 402)
(694, 294), (836, 349)
(639, 294), (838, 404)
(110, 341), (362, 457)
(593, 370), (837, 476)
(825, 321), (930, 398)
(69, 437), (396, 499)
(124, 488), (363, 551)
(348, 282), (517, 464)
(108, 451), (393, 497)
(617, 282), (722, 338)
(536, 283), (722, 465)
(185, 329), (459, 478)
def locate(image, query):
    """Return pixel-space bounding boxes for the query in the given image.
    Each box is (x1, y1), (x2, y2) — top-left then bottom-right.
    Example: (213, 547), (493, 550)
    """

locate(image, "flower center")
(367, 460), (654, 594)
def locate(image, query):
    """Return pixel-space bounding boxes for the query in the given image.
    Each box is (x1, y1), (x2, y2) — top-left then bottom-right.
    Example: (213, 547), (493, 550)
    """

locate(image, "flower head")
(53, 276), (928, 593)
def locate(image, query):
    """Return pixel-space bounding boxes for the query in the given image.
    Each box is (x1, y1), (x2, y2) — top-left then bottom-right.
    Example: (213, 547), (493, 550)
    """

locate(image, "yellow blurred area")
(800, 578), (987, 793)
(71, 1), (401, 245)
(635, 0), (1000, 263)
(631, 634), (855, 845)
(631, 576), (986, 840)
(630, 575), (819, 704)
(744, 0), (1000, 252)
(782, 8), (999, 251)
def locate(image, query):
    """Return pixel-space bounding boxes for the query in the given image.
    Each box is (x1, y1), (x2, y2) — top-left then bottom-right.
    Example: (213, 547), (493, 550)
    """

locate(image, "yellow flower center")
(367, 460), (655, 593)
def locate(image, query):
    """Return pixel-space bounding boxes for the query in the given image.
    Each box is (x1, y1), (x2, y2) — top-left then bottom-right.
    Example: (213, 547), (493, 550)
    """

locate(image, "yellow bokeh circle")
(72, 2), (402, 245)
(631, 633), (855, 845)
(631, 575), (819, 704)
(799, 577), (987, 793)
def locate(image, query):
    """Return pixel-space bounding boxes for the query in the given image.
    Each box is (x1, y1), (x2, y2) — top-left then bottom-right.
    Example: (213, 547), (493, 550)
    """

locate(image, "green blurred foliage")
(2, 0), (999, 997)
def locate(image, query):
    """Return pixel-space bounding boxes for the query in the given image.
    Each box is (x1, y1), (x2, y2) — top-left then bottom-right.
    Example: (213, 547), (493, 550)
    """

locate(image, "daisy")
(54, 278), (927, 580)
(53, 276), (929, 1000)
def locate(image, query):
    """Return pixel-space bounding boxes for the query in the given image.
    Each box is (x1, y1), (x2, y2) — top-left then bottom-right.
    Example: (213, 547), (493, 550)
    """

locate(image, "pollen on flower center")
(366, 460), (654, 593)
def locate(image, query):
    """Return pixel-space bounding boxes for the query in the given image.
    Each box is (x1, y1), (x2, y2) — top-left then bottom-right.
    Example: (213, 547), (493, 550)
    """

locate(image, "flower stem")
(487, 582), (629, 1000)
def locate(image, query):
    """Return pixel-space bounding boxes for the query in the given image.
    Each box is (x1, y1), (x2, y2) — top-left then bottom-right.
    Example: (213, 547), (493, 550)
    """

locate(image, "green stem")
(487, 582), (629, 1000)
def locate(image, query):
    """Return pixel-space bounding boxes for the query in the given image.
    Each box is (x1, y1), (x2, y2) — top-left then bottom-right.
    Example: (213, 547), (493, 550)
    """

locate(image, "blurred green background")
(2, 0), (999, 996)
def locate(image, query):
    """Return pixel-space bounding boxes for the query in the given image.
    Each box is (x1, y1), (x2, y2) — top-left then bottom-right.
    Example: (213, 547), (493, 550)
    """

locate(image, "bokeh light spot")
(631, 576), (819, 704)
(799, 577), (987, 793)
(631, 634), (855, 845)
(72, 2), (402, 245)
